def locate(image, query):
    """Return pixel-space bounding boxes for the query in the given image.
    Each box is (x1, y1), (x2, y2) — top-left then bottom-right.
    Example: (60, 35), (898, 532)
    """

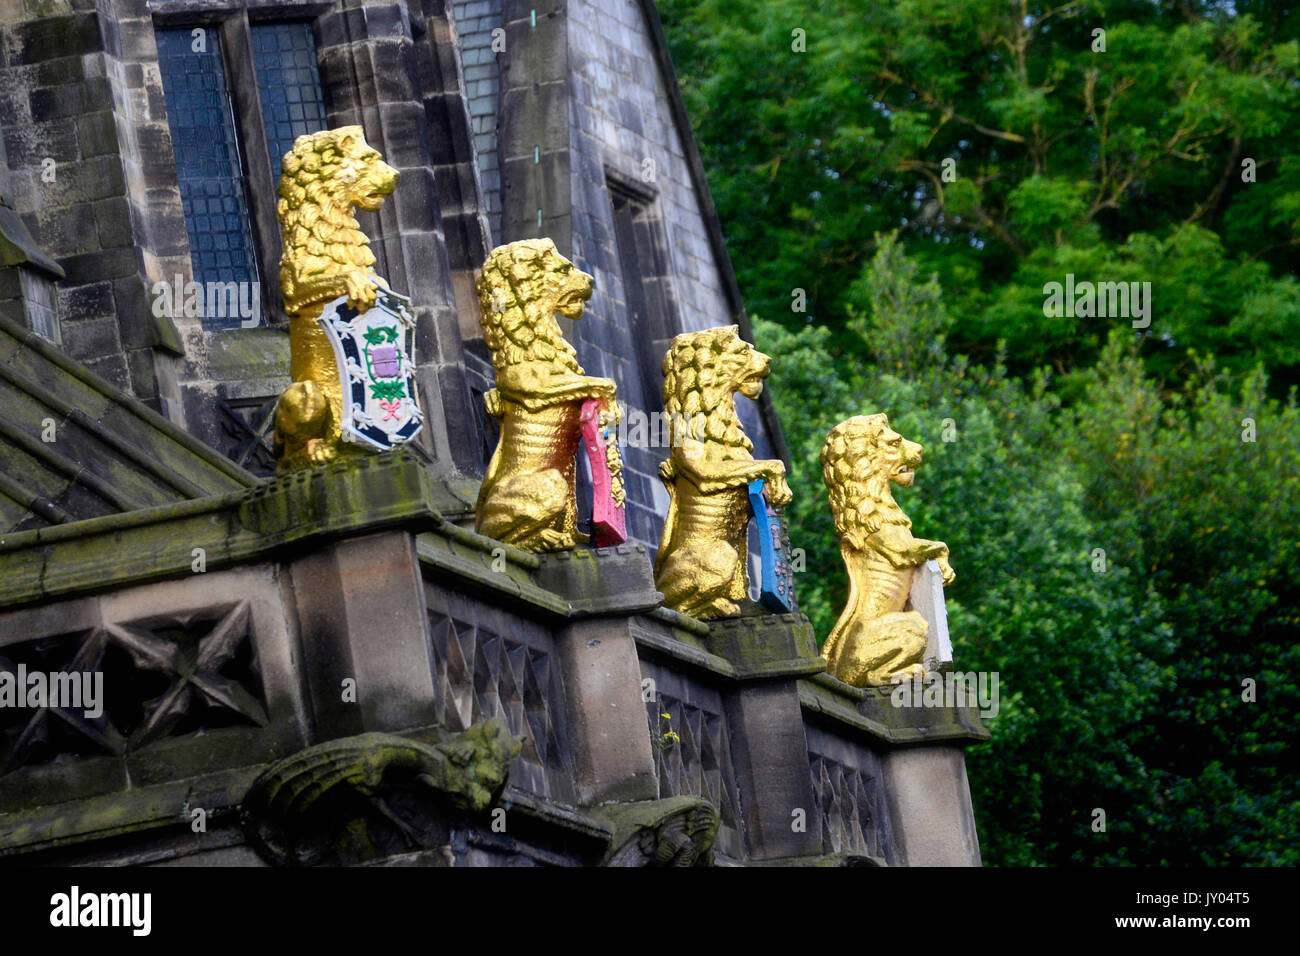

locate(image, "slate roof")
(0, 313), (257, 534)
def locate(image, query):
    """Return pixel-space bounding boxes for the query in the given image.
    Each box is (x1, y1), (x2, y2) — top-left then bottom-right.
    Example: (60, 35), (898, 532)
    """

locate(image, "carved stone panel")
(804, 723), (897, 863)
(0, 566), (306, 811)
(423, 583), (577, 804)
(638, 660), (744, 860)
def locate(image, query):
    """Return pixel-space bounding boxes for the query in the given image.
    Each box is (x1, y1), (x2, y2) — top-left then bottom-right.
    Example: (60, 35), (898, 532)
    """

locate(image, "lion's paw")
(304, 438), (337, 465)
(537, 529), (576, 551)
(345, 271), (378, 312)
(937, 556), (956, 586)
(886, 662), (925, 683)
(691, 597), (738, 620)
(765, 472), (793, 509)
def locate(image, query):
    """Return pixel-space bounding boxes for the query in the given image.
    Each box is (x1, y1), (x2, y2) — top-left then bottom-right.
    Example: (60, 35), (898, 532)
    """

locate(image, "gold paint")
(272, 126), (400, 471)
(654, 325), (791, 619)
(474, 238), (623, 551)
(819, 414), (955, 686)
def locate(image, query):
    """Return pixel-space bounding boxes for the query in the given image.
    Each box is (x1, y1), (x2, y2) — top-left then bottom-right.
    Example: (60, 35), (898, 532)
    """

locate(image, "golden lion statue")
(820, 414), (955, 687)
(474, 238), (624, 551)
(654, 325), (791, 619)
(272, 126), (400, 472)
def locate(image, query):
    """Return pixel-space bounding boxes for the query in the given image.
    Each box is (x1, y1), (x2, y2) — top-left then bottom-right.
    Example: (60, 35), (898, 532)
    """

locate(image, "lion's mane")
(475, 239), (583, 373)
(276, 126), (379, 314)
(661, 325), (754, 460)
(821, 414), (911, 551)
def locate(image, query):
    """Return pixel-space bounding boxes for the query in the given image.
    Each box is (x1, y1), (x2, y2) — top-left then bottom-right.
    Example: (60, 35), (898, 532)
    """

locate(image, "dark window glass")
(251, 22), (328, 186)
(20, 269), (60, 344)
(609, 183), (675, 415)
(155, 27), (259, 331)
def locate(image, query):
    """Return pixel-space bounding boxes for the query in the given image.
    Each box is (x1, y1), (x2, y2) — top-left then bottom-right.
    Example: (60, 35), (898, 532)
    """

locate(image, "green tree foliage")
(1067, 342), (1300, 864)
(663, 0), (1299, 865)
(661, 0), (1300, 387)
(752, 235), (1298, 865)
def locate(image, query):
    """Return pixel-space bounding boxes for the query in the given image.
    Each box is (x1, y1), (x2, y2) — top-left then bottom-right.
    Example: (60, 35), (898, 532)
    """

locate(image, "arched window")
(152, 6), (327, 330)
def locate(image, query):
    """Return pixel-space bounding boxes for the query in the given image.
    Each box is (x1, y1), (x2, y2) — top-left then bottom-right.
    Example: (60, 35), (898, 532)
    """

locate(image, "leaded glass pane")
(20, 269), (59, 344)
(251, 22), (328, 186)
(155, 27), (260, 331)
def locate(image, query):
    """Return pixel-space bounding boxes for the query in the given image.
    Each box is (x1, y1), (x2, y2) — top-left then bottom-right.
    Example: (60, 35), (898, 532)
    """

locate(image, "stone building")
(0, 0), (986, 866)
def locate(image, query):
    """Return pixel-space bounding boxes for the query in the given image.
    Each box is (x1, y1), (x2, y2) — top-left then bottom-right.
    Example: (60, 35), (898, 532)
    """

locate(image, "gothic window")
(606, 172), (679, 417)
(155, 27), (259, 331)
(251, 23), (330, 186)
(18, 268), (59, 345)
(152, 7), (328, 330)
(1, 196), (65, 344)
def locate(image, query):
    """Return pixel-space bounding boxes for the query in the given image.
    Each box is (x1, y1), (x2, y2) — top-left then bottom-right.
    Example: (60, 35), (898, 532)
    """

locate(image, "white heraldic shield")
(317, 281), (424, 451)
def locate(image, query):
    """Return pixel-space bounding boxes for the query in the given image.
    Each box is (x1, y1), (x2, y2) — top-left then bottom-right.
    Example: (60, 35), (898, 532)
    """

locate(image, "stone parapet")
(0, 447), (457, 609)
(0, 451), (987, 866)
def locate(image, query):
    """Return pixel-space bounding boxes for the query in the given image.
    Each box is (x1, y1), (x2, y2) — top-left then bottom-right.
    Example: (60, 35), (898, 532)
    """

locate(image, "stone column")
(498, 0), (572, 253)
(315, 0), (480, 475)
(880, 744), (983, 866)
(709, 613), (827, 860)
(289, 529), (439, 739)
(536, 545), (662, 805)
(412, 0), (495, 339)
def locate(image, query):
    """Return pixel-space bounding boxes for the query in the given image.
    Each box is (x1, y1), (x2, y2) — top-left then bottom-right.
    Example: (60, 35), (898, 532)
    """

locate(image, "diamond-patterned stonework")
(424, 586), (575, 803)
(804, 724), (894, 860)
(639, 661), (743, 856)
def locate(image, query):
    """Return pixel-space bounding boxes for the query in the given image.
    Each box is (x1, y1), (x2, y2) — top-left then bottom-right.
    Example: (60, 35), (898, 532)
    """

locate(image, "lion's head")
(276, 126), (399, 312)
(661, 325), (770, 458)
(476, 239), (592, 372)
(821, 414), (923, 547)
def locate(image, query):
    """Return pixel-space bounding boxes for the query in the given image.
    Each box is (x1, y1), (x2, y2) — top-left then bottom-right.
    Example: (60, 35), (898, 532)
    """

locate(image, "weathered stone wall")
(417, 0), (493, 323)
(452, 0), (503, 243)
(0, 0), (185, 419)
(567, 0), (734, 343)
(1, 1), (489, 475)
(0, 451), (985, 866)
(456, 0), (783, 553)
(567, 0), (775, 454)
(566, 0), (778, 549)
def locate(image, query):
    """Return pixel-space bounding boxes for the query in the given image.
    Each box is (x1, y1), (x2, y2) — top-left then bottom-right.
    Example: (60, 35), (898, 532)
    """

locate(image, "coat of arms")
(578, 397), (627, 546)
(748, 477), (796, 612)
(317, 281), (423, 451)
